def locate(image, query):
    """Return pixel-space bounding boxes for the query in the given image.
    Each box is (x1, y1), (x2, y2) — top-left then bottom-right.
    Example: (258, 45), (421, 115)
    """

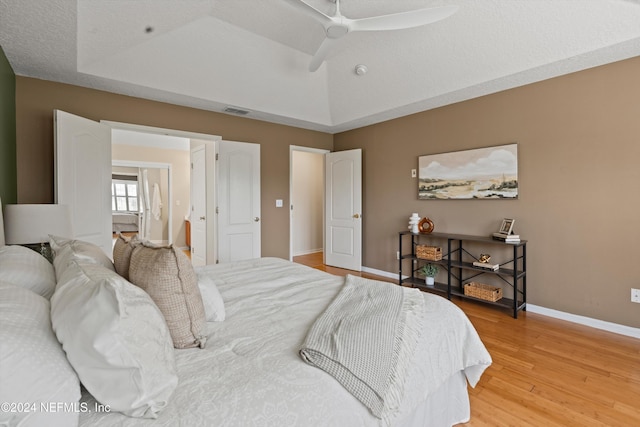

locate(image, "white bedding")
(79, 257), (491, 427)
(112, 213), (139, 233)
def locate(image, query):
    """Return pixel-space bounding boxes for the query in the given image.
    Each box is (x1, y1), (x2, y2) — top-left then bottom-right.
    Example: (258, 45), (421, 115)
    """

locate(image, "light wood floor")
(293, 252), (640, 427)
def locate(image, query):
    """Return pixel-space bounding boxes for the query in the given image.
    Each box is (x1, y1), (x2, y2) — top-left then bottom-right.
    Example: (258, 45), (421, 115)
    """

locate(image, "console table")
(398, 231), (527, 318)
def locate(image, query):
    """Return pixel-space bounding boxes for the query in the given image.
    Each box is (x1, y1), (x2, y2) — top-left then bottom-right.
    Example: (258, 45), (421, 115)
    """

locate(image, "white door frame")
(289, 145), (330, 261)
(112, 160), (172, 244)
(189, 146), (207, 266)
(102, 121), (222, 143)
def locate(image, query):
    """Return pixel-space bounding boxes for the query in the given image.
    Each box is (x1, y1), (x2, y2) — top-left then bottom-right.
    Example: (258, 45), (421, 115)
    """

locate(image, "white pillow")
(197, 274), (226, 322)
(51, 261), (178, 419)
(0, 281), (80, 427)
(0, 245), (56, 299)
(49, 235), (114, 281)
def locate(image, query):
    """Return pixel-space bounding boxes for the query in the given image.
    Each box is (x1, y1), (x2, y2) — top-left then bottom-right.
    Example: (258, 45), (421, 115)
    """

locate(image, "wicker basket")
(464, 282), (503, 302)
(416, 245), (442, 261)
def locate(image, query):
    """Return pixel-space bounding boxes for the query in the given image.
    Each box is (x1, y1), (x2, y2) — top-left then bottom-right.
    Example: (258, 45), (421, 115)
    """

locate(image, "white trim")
(363, 267), (640, 339)
(102, 120), (222, 142)
(293, 248), (323, 257)
(112, 160), (170, 170)
(526, 304), (640, 339)
(362, 266), (403, 281)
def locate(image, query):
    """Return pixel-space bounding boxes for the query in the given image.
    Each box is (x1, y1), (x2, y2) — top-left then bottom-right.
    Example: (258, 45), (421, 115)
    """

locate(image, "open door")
(190, 145), (207, 266)
(54, 110), (112, 256)
(217, 140), (261, 262)
(324, 149), (362, 271)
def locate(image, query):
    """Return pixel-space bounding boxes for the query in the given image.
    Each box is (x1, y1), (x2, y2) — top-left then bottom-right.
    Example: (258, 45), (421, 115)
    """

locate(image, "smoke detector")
(355, 64), (368, 76)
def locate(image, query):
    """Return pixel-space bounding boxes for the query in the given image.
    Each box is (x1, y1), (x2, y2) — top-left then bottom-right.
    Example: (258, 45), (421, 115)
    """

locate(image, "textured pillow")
(197, 273), (226, 322)
(129, 242), (207, 349)
(0, 244), (56, 299)
(112, 233), (139, 280)
(51, 261), (178, 419)
(0, 281), (80, 427)
(49, 235), (114, 280)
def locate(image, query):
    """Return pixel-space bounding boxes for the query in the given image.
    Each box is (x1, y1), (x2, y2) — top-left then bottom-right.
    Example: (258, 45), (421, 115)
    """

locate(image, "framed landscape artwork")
(418, 143), (518, 200)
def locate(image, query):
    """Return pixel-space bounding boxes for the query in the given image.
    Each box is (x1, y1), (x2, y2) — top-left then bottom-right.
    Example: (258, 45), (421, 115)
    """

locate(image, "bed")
(112, 213), (139, 233)
(0, 208), (491, 427)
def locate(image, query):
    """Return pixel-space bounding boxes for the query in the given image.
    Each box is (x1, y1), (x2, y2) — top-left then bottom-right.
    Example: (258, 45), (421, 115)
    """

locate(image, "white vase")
(426, 276), (435, 286)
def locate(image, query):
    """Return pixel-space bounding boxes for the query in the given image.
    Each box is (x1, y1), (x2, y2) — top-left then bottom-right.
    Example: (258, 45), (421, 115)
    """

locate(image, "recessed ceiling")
(2, 0), (640, 134)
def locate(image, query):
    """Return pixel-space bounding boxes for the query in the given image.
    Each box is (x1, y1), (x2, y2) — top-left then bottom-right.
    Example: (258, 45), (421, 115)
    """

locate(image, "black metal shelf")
(398, 231), (527, 318)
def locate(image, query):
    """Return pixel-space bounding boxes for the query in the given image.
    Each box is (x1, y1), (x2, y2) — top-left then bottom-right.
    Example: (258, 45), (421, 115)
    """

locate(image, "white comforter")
(79, 258), (491, 427)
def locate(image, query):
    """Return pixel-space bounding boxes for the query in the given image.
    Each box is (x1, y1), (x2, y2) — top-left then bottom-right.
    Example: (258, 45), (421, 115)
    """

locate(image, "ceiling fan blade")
(309, 37), (337, 72)
(282, 0), (333, 26)
(350, 5), (459, 32)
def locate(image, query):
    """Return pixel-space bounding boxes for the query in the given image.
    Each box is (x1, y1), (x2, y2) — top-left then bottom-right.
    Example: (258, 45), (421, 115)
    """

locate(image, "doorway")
(104, 120), (221, 261)
(111, 161), (171, 245)
(57, 112), (261, 264)
(290, 146), (329, 261)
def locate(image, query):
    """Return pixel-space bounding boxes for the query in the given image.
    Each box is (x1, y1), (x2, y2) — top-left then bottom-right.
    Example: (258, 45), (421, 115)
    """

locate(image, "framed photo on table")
(499, 218), (515, 235)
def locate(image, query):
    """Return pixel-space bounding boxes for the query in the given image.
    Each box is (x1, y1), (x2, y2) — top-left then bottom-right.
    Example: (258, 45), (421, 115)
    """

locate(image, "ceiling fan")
(284, 0), (459, 72)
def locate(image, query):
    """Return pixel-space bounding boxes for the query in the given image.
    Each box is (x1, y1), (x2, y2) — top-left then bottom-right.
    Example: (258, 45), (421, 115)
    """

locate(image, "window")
(111, 176), (139, 212)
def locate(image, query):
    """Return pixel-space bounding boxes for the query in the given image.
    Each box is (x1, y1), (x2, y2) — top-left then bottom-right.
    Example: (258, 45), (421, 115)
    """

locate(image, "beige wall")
(15, 77), (333, 259)
(334, 56), (640, 329)
(14, 57), (640, 328)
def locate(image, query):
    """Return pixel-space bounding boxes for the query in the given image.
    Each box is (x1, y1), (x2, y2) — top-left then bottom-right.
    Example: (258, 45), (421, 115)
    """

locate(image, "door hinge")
(215, 206), (219, 214)
(215, 153), (219, 161)
(191, 162), (193, 169)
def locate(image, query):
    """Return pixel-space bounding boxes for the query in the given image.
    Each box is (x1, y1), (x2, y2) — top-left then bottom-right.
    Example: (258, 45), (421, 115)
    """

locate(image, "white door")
(190, 146), (207, 266)
(54, 110), (112, 256)
(325, 149), (362, 271)
(217, 141), (261, 262)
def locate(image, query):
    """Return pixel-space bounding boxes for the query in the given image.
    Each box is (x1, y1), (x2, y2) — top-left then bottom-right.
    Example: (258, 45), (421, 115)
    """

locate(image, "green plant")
(419, 263), (439, 277)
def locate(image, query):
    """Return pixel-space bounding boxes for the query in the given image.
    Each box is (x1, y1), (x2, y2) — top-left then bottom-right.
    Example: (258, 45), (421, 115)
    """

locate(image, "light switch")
(411, 169), (417, 178)
(276, 199), (283, 208)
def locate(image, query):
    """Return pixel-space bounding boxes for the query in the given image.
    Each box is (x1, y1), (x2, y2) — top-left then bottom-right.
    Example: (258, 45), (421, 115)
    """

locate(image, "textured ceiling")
(2, 0), (640, 133)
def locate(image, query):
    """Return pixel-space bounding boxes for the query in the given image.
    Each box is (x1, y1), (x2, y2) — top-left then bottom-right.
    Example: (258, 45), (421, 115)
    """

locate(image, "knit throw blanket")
(299, 275), (425, 420)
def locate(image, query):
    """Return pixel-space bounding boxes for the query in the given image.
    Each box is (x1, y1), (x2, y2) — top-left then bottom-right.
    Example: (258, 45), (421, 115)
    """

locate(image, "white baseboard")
(149, 239), (168, 245)
(362, 266), (640, 340)
(361, 266), (402, 281)
(293, 249), (323, 257)
(526, 304), (640, 339)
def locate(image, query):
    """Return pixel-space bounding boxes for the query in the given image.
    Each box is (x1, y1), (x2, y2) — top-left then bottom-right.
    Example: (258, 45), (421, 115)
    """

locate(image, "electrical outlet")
(631, 288), (640, 303)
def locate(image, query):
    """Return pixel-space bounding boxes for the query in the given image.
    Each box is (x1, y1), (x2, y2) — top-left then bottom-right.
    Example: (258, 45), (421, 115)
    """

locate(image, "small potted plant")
(419, 263), (439, 286)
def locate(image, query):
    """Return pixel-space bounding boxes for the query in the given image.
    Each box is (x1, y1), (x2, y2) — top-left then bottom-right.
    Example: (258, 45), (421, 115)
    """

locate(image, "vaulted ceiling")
(2, 0), (640, 133)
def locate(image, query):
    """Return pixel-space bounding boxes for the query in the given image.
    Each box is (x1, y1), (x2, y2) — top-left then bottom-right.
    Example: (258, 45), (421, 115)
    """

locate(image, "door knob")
(353, 213), (360, 219)
(254, 217), (260, 222)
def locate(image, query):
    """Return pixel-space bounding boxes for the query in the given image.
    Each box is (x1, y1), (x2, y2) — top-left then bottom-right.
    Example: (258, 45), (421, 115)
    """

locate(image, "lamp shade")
(4, 204), (73, 244)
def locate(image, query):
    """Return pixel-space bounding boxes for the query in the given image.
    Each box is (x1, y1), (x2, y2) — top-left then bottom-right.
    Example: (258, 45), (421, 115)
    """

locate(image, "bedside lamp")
(4, 204), (73, 261)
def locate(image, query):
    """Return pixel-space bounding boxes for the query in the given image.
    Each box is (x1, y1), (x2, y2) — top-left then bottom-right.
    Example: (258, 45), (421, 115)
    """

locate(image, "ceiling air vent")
(223, 106), (250, 116)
